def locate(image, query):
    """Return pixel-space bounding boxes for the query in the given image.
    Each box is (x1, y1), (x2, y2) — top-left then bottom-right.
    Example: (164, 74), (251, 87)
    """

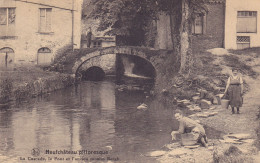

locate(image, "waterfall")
(121, 56), (134, 76)
(120, 56), (152, 79)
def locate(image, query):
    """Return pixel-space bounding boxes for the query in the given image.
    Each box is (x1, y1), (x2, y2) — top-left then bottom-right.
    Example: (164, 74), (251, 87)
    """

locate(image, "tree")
(86, 0), (208, 75)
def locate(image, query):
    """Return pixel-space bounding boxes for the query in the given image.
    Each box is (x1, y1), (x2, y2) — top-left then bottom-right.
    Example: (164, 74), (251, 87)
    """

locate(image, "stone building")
(0, 0), (83, 68)
(155, 0), (225, 51)
(191, 0), (225, 51)
(225, 0), (260, 49)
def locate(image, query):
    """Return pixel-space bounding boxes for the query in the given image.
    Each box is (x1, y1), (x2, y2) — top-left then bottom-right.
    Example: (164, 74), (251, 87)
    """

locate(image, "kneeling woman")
(171, 110), (208, 147)
(224, 68), (244, 114)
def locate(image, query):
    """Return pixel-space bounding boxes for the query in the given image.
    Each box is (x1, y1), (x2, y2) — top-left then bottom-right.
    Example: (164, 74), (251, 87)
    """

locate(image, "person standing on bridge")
(86, 27), (93, 48)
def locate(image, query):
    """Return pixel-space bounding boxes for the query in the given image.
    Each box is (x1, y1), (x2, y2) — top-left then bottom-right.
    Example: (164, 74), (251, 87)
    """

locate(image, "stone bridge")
(72, 46), (177, 82)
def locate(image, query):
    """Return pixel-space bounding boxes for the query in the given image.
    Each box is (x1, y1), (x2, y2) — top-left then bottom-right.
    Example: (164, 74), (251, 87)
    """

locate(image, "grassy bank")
(0, 66), (75, 104)
(155, 47), (259, 105)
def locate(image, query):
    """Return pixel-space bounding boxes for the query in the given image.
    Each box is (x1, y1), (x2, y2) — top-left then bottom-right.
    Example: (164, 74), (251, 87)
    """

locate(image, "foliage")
(223, 55), (257, 78)
(86, 0), (209, 74)
(213, 145), (253, 163)
(87, 0), (208, 36)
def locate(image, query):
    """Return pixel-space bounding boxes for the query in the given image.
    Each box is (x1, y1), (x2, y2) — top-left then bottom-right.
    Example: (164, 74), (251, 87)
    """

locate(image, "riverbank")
(148, 48), (260, 163)
(0, 66), (75, 104)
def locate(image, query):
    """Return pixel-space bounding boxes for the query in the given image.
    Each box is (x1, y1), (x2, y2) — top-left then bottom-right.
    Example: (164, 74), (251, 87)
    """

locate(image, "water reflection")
(0, 80), (222, 163)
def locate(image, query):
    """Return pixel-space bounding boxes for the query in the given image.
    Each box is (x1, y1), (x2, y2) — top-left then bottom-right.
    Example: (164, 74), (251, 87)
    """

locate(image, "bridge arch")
(81, 66), (105, 81)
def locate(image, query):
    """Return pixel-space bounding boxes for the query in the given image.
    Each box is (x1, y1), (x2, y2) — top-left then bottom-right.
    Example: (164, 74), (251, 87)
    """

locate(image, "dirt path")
(200, 66), (260, 137)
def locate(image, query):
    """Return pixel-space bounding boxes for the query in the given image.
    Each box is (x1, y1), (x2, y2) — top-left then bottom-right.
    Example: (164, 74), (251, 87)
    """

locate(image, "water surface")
(0, 80), (221, 163)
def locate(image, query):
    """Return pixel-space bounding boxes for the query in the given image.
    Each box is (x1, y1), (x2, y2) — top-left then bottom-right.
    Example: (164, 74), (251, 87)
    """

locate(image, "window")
(237, 11), (257, 33)
(192, 15), (204, 34)
(237, 36), (250, 49)
(0, 8), (16, 36)
(39, 8), (52, 33)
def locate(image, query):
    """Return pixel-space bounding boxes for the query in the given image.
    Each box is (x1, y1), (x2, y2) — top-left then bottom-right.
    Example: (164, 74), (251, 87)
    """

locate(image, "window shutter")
(0, 8), (7, 25)
(237, 11), (257, 33)
(46, 9), (51, 32)
(39, 9), (46, 32)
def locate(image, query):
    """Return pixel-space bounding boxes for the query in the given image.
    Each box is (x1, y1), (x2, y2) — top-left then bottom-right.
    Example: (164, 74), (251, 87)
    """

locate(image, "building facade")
(0, 0), (83, 68)
(153, 0), (225, 51)
(225, 0), (260, 49)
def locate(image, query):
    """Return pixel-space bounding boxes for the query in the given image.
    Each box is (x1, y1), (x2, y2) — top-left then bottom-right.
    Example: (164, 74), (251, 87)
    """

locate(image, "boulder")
(180, 99), (191, 104)
(213, 145), (252, 163)
(240, 139), (254, 144)
(187, 105), (202, 112)
(184, 145), (200, 149)
(197, 113), (210, 118)
(192, 96), (200, 103)
(161, 89), (169, 95)
(220, 139), (242, 144)
(207, 48), (228, 56)
(187, 105), (194, 109)
(189, 106), (202, 112)
(164, 143), (181, 150)
(217, 94), (224, 98)
(194, 106), (202, 111)
(200, 99), (212, 109)
(168, 148), (191, 156)
(209, 112), (218, 116)
(212, 96), (219, 105)
(188, 114), (196, 118)
(148, 151), (166, 157)
(199, 90), (207, 99)
(212, 78), (223, 86)
(137, 103), (148, 109)
(227, 134), (251, 140)
(105, 146), (113, 150)
(195, 120), (201, 123)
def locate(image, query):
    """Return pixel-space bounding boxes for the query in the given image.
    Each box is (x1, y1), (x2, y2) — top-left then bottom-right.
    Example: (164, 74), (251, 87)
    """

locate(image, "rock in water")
(105, 146), (113, 150)
(137, 103), (148, 109)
